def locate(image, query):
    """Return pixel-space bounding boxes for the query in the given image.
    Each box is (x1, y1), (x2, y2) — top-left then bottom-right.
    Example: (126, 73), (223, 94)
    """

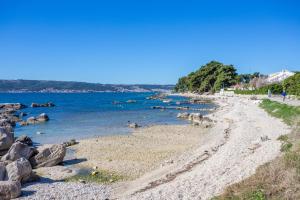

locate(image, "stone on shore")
(15, 135), (33, 146)
(0, 181), (21, 199)
(6, 158), (32, 183)
(0, 127), (14, 153)
(30, 144), (66, 168)
(1, 142), (36, 161)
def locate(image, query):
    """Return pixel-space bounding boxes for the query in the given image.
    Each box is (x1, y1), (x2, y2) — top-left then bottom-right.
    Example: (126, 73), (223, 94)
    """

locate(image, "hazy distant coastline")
(0, 79), (174, 93)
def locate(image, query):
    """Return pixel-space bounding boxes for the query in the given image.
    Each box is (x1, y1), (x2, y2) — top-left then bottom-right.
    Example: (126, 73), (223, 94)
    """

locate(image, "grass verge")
(259, 99), (300, 125)
(213, 99), (300, 200)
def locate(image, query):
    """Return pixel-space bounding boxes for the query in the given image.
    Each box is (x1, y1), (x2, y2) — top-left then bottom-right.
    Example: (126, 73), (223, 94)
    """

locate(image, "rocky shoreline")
(0, 103), (67, 199)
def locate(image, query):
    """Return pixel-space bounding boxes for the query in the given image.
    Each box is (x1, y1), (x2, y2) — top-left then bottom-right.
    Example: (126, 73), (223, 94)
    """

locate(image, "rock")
(26, 113), (49, 124)
(19, 121), (29, 126)
(6, 158), (32, 183)
(30, 144), (66, 168)
(0, 181), (21, 199)
(1, 142), (36, 161)
(26, 117), (37, 124)
(128, 123), (139, 128)
(151, 106), (166, 110)
(92, 166), (98, 170)
(31, 102), (55, 108)
(188, 113), (203, 121)
(79, 179), (86, 184)
(177, 112), (190, 119)
(0, 119), (15, 128)
(36, 113), (49, 122)
(0, 127), (14, 152)
(15, 135), (33, 146)
(0, 162), (7, 181)
(62, 139), (78, 147)
(0, 103), (27, 110)
(261, 135), (270, 142)
(175, 106), (189, 110)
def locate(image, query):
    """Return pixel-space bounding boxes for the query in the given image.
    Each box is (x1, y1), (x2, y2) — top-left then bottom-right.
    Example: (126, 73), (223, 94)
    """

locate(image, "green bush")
(283, 72), (300, 96)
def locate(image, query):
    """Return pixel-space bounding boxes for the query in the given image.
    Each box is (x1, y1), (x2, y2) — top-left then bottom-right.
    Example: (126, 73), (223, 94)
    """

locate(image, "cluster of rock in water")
(177, 112), (214, 128)
(0, 103), (67, 199)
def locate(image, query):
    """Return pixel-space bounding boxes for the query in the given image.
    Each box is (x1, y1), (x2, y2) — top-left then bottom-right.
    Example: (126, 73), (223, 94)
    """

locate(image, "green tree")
(174, 61), (237, 93)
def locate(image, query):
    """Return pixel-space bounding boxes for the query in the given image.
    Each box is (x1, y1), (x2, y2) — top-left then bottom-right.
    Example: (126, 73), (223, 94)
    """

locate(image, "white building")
(266, 70), (295, 83)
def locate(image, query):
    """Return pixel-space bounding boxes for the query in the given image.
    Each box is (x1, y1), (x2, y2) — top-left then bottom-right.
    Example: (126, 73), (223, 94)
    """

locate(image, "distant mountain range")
(0, 79), (174, 93)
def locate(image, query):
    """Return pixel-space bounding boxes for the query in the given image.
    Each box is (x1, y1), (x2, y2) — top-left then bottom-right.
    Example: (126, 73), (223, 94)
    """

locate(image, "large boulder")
(1, 142), (36, 162)
(6, 158), (32, 183)
(30, 144), (66, 168)
(0, 181), (21, 199)
(15, 135), (33, 146)
(0, 127), (14, 153)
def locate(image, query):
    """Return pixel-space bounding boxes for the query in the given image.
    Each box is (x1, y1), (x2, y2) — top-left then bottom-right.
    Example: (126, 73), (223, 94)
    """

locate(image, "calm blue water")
(0, 93), (215, 144)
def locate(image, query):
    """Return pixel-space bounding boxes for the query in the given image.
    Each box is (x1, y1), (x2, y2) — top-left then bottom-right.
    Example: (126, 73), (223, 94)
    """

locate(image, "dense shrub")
(283, 72), (300, 96)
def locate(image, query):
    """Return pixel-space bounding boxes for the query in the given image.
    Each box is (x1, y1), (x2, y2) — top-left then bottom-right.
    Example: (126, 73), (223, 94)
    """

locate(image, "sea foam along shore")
(19, 94), (290, 200)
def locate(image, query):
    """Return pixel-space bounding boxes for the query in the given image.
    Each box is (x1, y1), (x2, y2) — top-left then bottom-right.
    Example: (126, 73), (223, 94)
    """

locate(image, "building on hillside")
(266, 70), (295, 83)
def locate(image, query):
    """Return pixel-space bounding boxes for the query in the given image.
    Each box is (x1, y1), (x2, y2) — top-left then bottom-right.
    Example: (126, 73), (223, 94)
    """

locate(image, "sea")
(0, 92), (215, 144)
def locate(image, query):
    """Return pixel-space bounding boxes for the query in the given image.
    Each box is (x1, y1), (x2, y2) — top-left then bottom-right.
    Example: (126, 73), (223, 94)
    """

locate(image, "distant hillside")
(0, 79), (174, 93)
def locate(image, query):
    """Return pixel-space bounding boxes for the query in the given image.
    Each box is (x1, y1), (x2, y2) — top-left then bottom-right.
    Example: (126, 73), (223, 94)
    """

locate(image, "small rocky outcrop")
(30, 144), (66, 168)
(0, 181), (21, 200)
(177, 112), (213, 128)
(15, 135), (33, 146)
(177, 112), (190, 119)
(6, 158), (32, 183)
(31, 102), (55, 108)
(1, 142), (36, 162)
(0, 103), (27, 110)
(26, 113), (49, 124)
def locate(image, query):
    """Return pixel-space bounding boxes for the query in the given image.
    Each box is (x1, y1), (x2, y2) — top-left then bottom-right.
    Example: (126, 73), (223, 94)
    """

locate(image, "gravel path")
(17, 178), (111, 200)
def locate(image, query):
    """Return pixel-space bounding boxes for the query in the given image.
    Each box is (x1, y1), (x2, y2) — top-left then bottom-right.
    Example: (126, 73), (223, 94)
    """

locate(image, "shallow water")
(0, 92), (215, 144)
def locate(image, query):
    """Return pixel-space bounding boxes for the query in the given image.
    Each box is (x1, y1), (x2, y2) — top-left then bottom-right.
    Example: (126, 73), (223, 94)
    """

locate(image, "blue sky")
(0, 0), (299, 84)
